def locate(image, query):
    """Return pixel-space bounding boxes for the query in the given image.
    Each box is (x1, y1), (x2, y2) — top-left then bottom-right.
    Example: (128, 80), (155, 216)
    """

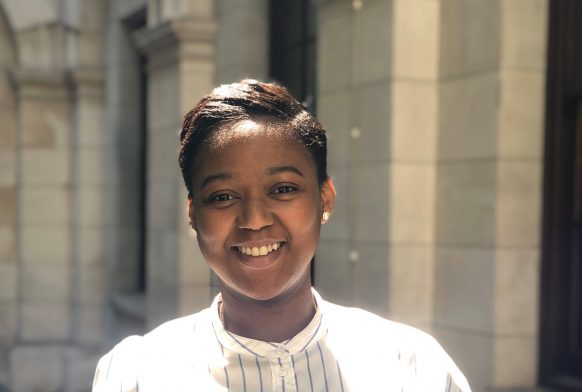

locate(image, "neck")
(219, 275), (316, 342)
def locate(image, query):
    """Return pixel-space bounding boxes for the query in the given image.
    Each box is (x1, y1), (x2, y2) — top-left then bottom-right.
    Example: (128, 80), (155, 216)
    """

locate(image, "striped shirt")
(93, 290), (471, 391)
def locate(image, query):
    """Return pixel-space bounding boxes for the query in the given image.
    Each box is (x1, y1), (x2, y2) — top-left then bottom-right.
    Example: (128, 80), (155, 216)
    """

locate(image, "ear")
(187, 198), (197, 230)
(320, 177), (336, 217)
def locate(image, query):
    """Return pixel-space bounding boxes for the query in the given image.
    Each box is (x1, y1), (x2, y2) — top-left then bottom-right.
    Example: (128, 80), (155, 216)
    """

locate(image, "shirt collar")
(210, 288), (327, 358)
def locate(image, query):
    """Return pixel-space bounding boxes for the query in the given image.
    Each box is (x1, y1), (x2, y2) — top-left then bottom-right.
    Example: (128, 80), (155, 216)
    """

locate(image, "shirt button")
(279, 366), (288, 377)
(276, 348), (286, 356)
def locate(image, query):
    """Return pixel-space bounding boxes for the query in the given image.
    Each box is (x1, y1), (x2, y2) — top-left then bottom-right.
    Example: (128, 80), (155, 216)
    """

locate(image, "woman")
(93, 80), (471, 391)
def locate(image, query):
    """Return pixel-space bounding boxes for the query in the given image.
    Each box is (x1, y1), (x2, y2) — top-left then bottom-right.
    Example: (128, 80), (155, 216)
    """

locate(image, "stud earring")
(321, 211), (330, 223)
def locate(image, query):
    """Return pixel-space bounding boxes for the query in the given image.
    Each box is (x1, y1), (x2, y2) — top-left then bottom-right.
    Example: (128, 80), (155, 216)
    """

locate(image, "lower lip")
(233, 244), (285, 270)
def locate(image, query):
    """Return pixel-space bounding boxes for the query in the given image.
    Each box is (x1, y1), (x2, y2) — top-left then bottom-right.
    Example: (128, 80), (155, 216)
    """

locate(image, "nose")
(237, 197), (274, 231)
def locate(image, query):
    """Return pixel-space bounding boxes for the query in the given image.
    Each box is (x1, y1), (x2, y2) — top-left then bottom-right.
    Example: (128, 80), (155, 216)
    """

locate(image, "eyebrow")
(200, 173), (232, 189)
(267, 166), (304, 177)
(200, 166), (304, 190)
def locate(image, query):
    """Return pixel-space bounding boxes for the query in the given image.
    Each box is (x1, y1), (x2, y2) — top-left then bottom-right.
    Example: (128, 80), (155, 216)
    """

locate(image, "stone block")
(318, 91), (351, 167)
(498, 71), (545, 159)
(320, 166), (349, 241)
(315, 240), (354, 306)
(77, 264), (104, 305)
(21, 99), (69, 148)
(0, 303), (16, 342)
(21, 148), (70, 185)
(358, 0), (392, 84)
(388, 245), (433, 326)
(180, 61), (215, 115)
(0, 188), (15, 226)
(218, 0), (266, 16)
(389, 163), (435, 244)
(75, 306), (104, 345)
(11, 345), (64, 392)
(80, 32), (104, 67)
(436, 161), (496, 246)
(78, 147), (105, 186)
(495, 161), (542, 247)
(354, 163), (389, 243)
(148, 128), (181, 182)
(0, 74), (16, 109)
(494, 249), (539, 335)
(216, 6), (268, 72)
(2, 1), (59, 31)
(357, 81), (391, 163)
(79, 186), (105, 226)
(439, 73), (499, 160)
(22, 264), (70, 302)
(147, 231), (179, 306)
(440, 0), (500, 78)
(392, 0), (438, 80)
(432, 326), (493, 392)
(79, 0), (106, 31)
(0, 264), (16, 300)
(493, 334), (537, 388)
(64, 348), (102, 392)
(147, 290), (179, 330)
(434, 246), (494, 332)
(77, 99), (105, 147)
(178, 285), (212, 316)
(501, 0), (548, 70)
(147, 179), (180, 229)
(20, 226), (70, 264)
(391, 81), (437, 162)
(0, 152), (16, 187)
(179, 232), (210, 286)
(20, 186), (69, 225)
(20, 303), (70, 341)
(148, 64), (180, 133)
(352, 243), (389, 317)
(318, 1), (352, 93)
(0, 227), (16, 263)
(78, 226), (104, 265)
(0, 109), (15, 150)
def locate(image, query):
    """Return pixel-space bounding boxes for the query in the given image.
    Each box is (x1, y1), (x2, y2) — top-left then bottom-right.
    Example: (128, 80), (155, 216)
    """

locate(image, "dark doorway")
(269, 0), (317, 114)
(540, 0), (582, 389)
(269, 0), (318, 282)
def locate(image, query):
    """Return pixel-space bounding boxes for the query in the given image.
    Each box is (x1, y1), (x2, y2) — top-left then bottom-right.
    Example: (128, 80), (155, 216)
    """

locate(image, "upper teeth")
(238, 242), (281, 256)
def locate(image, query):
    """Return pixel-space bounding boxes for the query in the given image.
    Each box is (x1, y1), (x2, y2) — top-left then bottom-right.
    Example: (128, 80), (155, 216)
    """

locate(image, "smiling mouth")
(236, 242), (284, 257)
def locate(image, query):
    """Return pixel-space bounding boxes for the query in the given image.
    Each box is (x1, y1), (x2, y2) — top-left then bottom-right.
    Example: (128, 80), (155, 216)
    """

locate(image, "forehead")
(191, 119), (315, 178)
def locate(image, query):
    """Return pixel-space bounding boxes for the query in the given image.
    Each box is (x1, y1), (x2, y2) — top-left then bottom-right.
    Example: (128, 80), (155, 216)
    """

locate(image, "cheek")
(195, 211), (231, 249)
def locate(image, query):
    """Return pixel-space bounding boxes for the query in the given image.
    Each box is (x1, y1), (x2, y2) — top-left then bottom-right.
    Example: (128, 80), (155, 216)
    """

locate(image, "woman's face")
(188, 120), (335, 301)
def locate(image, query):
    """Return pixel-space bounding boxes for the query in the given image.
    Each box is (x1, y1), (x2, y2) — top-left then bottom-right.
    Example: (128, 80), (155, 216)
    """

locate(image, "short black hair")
(179, 79), (328, 198)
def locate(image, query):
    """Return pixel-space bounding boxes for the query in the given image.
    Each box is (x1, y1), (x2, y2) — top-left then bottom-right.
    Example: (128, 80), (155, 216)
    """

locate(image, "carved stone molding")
(9, 68), (71, 99)
(133, 17), (215, 72)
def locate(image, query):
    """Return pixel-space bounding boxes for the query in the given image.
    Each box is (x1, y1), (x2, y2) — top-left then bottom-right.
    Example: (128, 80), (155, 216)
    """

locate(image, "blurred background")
(0, 0), (580, 391)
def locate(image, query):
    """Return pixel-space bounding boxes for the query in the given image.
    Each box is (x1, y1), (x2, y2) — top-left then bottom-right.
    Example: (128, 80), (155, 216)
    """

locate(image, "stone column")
(10, 69), (73, 392)
(316, 0), (393, 317)
(433, 1), (548, 391)
(134, 14), (215, 329)
(0, 11), (17, 387)
(491, 1), (547, 389)
(215, 0), (269, 83)
(65, 68), (107, 391)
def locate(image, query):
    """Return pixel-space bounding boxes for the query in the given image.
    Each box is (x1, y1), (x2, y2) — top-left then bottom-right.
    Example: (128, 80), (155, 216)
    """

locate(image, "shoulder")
(321, 300), (472, 391)
(92, 308), (210, 391)
(322, 299), (432, 344)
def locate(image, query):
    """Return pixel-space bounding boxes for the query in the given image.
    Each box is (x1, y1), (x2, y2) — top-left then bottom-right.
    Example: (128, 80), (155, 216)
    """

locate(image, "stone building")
(0, 0), (578, 391)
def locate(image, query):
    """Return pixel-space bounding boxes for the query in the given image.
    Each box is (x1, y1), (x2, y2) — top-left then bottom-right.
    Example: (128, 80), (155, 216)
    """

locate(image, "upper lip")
(231, 240), (285, 248)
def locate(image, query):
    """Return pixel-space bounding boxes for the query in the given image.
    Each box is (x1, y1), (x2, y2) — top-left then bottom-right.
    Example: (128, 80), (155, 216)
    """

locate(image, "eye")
(209, 193), (236, 202)
(271, 185), (297, 194)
